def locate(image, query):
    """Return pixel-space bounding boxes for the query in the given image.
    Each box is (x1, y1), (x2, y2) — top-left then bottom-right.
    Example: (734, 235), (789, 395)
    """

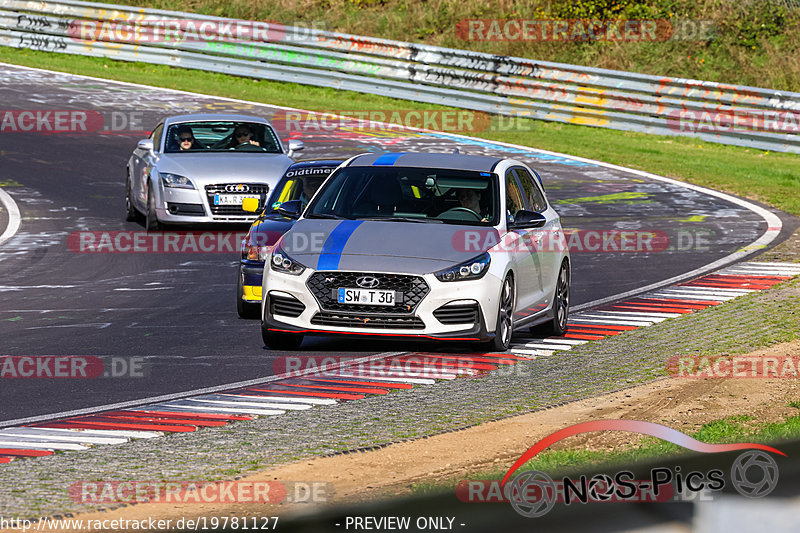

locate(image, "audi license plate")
(337, 288), (396, 306)
(214, 194), (259, 206)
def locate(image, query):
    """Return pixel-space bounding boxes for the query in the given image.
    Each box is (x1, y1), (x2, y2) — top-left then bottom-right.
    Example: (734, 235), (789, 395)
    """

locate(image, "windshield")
(164, 121), (282, 153)
(306, 166), (498, 226)
(266, 166), (335, 212)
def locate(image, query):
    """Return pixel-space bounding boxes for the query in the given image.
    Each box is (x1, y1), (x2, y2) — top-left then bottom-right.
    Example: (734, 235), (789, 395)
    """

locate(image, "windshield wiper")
(305, 213), (354, 220)
(358, 217), (443, 224)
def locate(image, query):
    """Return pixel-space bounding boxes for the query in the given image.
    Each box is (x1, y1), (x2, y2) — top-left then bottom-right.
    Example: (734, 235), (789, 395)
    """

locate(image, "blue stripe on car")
(373, 153), (406, 166)
(317, 220), (364, 270)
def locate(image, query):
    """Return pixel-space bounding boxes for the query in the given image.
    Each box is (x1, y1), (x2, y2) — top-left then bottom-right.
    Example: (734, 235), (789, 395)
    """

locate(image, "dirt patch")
(15, 339), (798, 532)
(760, 225), (800, 263)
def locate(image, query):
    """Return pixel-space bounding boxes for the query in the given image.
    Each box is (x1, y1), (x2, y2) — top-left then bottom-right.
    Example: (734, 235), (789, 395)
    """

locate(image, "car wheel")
(261, 322), (303, 350)
(145, 188), (163, 232)
(536, 260), (570, 337)
(125, 175), (138, 222)
(237, 273), (261, 319)
(487, 274), (515, 352)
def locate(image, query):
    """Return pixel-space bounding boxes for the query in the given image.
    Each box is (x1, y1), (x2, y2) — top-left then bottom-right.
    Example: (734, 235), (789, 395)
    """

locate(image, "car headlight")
(434, 252), (491, 282)
(160, 172), (195, 189)
(243, 244), (271, 262)
(270, 244), (306, 275)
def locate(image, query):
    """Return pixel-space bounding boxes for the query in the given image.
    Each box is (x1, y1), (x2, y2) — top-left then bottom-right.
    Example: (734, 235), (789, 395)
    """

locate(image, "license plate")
(337, 288), (396, 306)
(214, 194), (259, 206)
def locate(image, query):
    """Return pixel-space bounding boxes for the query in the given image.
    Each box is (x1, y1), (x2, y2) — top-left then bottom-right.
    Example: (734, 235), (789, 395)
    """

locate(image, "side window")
(514, 167), (547, 212)
(504, 170), (526, 222)
(150, 123), (164, 151)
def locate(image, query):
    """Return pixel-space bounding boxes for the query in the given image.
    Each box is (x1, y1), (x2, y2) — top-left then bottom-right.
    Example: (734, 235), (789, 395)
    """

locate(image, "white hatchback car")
(260, 152), (570, 351)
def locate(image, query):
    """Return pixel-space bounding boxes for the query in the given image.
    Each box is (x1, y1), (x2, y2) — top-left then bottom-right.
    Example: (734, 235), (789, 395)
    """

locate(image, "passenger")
(176, 125), (202, 151)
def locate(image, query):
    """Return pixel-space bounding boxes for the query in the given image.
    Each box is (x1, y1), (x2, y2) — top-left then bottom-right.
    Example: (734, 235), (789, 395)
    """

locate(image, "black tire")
(536, 260), (570, 337)
(236, 273), (261, 319)
(261, 322), (303, 350)
(125, 175), (138, 222)
(486, 274), (515, 352)
(145, 188), (163, 232)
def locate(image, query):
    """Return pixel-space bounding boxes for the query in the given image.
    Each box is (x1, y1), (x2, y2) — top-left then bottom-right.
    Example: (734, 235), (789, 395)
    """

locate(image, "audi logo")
(225, 184), (250, 193)
(355, 276), (380, 289)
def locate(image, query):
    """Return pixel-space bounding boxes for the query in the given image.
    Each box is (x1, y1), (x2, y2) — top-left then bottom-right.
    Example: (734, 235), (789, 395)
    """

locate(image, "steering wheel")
(438, 206), (482, 221)
(233, 142), (263, 151)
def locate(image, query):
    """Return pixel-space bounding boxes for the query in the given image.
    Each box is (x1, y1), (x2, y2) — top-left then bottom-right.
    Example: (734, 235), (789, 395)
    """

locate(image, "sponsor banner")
(667, 355), (800, 378)
(0, 356), (147, 379)
(666, 109), (800, 135)
(456, 19), (718, 42)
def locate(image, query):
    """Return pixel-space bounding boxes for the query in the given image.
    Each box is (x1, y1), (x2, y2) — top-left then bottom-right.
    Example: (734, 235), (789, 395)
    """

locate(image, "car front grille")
(311, 312), (425, 330)
(433, 303), (479, 324)
(306, 272), (429, 314)
(269, 293), (305, 318)
(205, 183), (269, 217)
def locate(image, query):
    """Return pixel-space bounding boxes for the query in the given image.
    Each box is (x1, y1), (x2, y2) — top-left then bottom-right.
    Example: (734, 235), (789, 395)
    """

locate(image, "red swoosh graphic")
(501, 419), (785, 486)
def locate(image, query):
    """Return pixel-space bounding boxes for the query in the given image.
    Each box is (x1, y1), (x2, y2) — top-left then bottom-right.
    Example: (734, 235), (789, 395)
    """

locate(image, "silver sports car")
(260, 152), (570, 351)
(125, 114), (303, 230)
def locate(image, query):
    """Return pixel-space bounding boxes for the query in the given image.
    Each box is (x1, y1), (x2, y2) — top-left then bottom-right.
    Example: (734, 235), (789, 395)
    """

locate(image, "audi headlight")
(160, 172), (195, 189)
(434, 252), (490, 282)
(270, 244), (306, 275)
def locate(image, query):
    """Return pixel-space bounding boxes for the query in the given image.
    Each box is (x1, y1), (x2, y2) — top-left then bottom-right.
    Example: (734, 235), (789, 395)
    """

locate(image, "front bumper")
(262, 268), (504, 341)
(240, 261), (265, 302)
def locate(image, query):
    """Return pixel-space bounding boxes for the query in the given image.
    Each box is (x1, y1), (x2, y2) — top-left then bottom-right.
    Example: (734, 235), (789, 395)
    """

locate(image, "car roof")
(163, 114), (272, 124)
(347, 152), (503, 172)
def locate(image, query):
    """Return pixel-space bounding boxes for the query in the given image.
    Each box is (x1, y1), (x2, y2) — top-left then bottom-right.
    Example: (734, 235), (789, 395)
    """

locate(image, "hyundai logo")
(225, 184), (250, 193)
(356, 276), (380, 289)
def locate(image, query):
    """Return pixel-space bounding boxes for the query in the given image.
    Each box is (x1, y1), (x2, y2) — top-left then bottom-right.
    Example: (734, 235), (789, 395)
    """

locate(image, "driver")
(229, 124), (261, 148)
(298, 175), (326, 207)
(457, 188), (489, 221)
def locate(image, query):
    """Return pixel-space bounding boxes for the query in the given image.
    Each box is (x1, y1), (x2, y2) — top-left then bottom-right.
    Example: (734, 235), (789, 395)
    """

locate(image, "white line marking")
(569, 318), (653, 327)
(0, 431), (127, 445)
(218, 394), (336, 405)
(194, 395), (313, 410)
(0, 188), (21, 247)
(332, 373), (436, 385)
(0, 440), (88, 451)
(157, 402), (284, 416)
(519, 343), (573, 351)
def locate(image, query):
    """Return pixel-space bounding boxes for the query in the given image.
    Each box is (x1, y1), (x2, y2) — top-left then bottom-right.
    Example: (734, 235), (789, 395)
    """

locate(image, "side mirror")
(242, 197), (260, 213)
(509, 210), (546, 229)
(277, 199), (302, 219)
(137, 139), (155, 153)
(287, 139), (304, 157)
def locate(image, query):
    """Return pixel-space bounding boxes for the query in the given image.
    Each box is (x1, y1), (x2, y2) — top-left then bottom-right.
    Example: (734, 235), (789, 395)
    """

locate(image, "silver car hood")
(283, 219), (500, 275)
(156, 152), (293, 185)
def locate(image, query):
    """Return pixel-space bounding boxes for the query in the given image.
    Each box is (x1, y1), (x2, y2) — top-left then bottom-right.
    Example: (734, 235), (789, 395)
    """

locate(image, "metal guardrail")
(1, 0), (798, 153)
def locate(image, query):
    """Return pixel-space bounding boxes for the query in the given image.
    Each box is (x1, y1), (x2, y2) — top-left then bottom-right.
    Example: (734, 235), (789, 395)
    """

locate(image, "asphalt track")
(0, 63), (788, 423)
